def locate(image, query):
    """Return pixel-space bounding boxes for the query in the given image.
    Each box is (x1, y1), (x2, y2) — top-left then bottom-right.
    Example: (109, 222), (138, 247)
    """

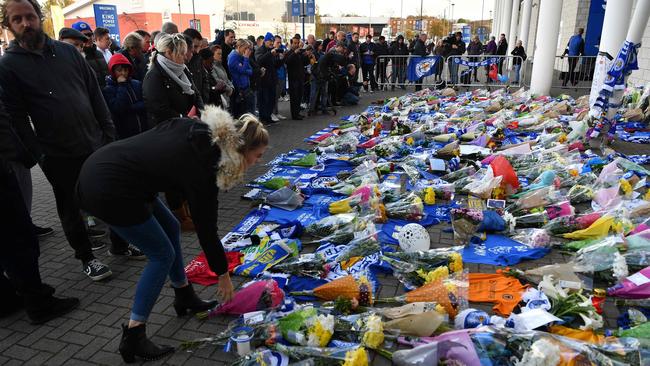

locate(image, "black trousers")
(0, 160), (43, 295)
(40, 155), (95, 262)
(288, 79), (304, 118)
(361, 63), (377, 91)
(564, 57), (579, 85)
(375, 61), (388, 86)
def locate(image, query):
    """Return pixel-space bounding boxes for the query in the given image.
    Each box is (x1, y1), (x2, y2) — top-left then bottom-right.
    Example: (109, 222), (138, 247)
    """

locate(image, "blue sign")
(93, 4), (121, 45)
(415, 20), (422, 31)
(292, 0), (315, 17)
(462, 25), (471, 44)
(584, 0), (606, 56)
(476, 26), (488, 43)
(291, 0), (301, 17)
(306, 0), (315, 16)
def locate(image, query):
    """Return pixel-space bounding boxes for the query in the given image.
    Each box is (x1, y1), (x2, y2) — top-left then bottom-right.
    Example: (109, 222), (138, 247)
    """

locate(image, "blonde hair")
(235, 114), (269, 153)
(122, 32), (144, 51)
(150, 33), (187, 68)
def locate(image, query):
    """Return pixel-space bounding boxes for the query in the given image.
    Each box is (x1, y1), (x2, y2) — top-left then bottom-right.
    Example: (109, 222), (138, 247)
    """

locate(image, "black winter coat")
(255, 45), (283, 88)
(83, 45), (109, 88)
(0, 37), (114, 160)
(143, 55), (204, 126)
(497, 40), (508, 56)
(285, 49), (308, 83)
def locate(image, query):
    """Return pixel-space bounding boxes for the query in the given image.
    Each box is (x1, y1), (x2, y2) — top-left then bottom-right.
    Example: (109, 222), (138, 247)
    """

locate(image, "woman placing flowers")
(76, 106), (268, 362)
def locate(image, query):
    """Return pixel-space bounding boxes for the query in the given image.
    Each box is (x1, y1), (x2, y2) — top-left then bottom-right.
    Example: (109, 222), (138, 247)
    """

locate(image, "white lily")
(538, 275), (567, 300)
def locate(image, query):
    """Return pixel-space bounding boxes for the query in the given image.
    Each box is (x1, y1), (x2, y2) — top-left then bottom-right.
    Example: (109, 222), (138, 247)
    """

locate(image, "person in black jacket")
(72, 21), (110, 88)
(77, 106), (269, 362)
(183, 28), (205, 102)
(346, 32), (361, 81)
(215, 29), (235, 79)
(412, 33), (428, 91)
(445, 31), (466, 85)
(285, 38), (311, 120)
(120, 32), (147, 81)
(143, 33), (205, 230)
(0, 97), (80, 324)
(309, 41), (347, 115)
(374, 36), (389, 90)
(255, 32), (284, 125)
(390, 35), (409, 90)
(496, 33), (508, 74)
(0, 0), (117, 282)
(510, 40), (527, 84)
(359, 34), (377, 92)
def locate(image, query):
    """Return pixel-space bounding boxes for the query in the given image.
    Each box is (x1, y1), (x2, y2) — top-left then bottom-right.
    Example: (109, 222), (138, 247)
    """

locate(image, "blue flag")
(406, 56), (441, 82)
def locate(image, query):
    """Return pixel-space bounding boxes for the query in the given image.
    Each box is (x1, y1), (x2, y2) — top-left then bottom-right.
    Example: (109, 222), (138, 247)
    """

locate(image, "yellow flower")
(417, 266), (449, 284)
(449, 252), (463, 273)
(645, 190), (650, 201)
(434, 304), (447, 314)
(558, 133), (567, 143)
(362, 315), (384, 349)
(406, 137), (415, 145)
(620, 179), (633, 197)
(343, 347), (369, 366)
(307, 316), (334, 347)
(444, 281), (457, 293)
(424, 187), (436, 205)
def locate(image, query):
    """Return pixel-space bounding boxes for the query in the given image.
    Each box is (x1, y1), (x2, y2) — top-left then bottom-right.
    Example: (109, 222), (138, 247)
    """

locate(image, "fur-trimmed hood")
(200, 105), (245, 191)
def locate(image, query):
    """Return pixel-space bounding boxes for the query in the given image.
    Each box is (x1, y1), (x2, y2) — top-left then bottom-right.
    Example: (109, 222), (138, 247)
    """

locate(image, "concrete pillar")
(492, 0), (498, 34)
(529, 0), (562, 96)
(494, 0), (501, 36)
(501, 0), (513, 39)
(519, 0), (532, 52)
(589, 0), (633, 108)
(508, 0), (520, 53)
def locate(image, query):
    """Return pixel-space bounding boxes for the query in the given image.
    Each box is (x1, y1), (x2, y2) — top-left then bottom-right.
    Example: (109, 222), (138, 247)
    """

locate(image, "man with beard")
(0, 0), (123, 281)
(72, 21), (109, 88)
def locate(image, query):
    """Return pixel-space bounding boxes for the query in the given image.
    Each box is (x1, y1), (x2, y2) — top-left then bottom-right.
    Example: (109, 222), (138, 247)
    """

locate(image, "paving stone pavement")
(0, 88), (645, 365)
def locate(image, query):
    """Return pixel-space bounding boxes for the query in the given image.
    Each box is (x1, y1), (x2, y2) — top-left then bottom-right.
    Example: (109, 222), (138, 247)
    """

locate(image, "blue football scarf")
(249, 165), (312, 189)
(221, 208), (269, 251)
(462, 235), (550, 266)
(407, 56), (442, 82)
(266, 149), (311, 166)
(264, 194), (338, 226)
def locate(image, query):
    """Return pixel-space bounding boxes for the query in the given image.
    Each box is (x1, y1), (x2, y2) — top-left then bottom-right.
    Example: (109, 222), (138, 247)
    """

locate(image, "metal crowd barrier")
(375, 55), (445, 88)
(444, 55), (525, 88)
(551, 55), (597, 90)
(375, 55), (526, 89)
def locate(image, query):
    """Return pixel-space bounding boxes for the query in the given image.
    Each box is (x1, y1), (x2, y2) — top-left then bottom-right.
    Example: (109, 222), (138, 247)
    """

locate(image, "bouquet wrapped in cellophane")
(381, 247), (464, 289)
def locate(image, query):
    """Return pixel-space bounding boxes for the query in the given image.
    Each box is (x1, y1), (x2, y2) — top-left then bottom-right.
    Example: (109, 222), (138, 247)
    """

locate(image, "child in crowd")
(103, 53), (148, 139)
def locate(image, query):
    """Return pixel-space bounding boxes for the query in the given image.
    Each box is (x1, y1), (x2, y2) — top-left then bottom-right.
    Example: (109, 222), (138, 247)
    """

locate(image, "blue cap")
(71, 21), (92, 32)
(264, 32), (274, 42)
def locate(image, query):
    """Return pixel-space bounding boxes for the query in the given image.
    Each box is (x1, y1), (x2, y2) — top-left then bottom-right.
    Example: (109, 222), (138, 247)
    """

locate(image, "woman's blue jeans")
(111, 198), (188, 322)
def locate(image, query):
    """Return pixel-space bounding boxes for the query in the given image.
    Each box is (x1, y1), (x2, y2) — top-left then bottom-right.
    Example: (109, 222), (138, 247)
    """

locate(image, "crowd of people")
(0, 0), (588, 362)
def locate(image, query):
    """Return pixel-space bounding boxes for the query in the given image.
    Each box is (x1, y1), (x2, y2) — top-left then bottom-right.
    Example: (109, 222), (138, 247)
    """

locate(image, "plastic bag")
(451, 208), (484, 245)
(463, 167), (503, 199)
(490, 155), (519, 192)
(563, 215), (614, 240)
(266, 187), (304, 211)
(511, 228), (552, 248)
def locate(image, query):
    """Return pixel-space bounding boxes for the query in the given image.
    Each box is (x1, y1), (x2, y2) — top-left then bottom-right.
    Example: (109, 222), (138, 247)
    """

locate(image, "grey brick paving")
(2, 89), (649, 365)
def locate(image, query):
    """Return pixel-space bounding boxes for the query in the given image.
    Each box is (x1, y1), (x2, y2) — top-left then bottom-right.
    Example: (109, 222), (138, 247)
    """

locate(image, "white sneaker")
(271, 114), (280, 122)
(276, 113), (287, 120)
(300, 103), (308, 110)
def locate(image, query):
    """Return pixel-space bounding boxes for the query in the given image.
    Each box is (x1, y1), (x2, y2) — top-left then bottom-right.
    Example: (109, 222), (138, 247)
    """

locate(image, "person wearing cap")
(255, 32), (283, 125)
(0, 0), (116, 281)
(58, 27), (87, 53)
(72, 21), (110, 88)
(285, 38), (311, 120)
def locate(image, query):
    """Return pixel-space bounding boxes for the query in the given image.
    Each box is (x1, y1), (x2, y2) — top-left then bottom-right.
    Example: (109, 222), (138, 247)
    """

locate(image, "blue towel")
(462, 235), (550, 266)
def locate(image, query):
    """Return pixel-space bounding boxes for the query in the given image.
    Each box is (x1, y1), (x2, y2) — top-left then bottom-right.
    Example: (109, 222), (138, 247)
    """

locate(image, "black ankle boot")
(173, 284), (217, 316)
(119, 323), (174, 363)
(23, 284), (79, 325)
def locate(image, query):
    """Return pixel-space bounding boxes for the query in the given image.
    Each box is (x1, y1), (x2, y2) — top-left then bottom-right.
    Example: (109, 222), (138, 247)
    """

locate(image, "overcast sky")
(317, 0), (495, 20)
